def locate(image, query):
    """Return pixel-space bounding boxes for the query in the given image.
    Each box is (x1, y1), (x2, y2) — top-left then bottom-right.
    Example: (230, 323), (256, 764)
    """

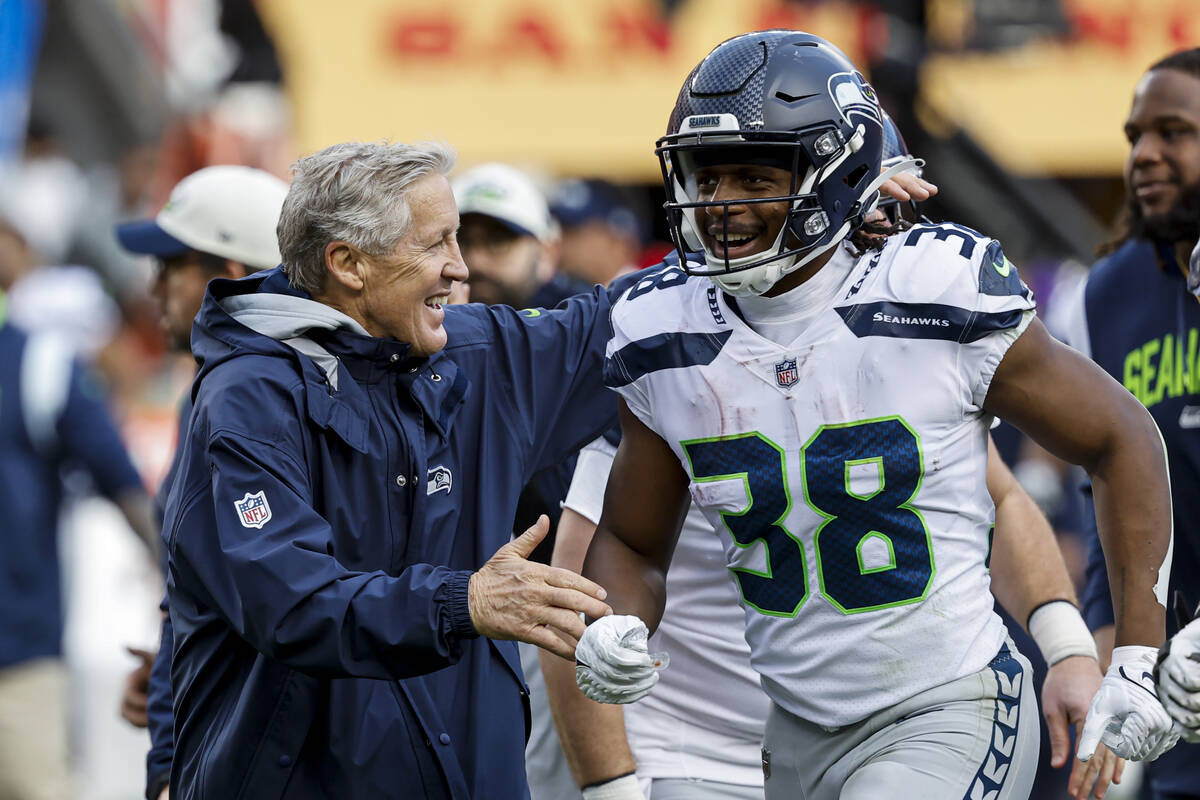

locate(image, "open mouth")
(707, 230), (764, 261)
(423, 293), (450, 313)
(1134, 180), (1175, 200)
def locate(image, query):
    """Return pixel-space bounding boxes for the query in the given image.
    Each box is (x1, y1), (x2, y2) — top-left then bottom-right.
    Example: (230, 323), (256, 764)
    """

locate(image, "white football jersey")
(604, 225), (1036, 727)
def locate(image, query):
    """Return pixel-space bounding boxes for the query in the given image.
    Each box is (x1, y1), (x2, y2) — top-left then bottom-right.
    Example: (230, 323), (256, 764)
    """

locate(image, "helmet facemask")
(657, 120), (878, 296)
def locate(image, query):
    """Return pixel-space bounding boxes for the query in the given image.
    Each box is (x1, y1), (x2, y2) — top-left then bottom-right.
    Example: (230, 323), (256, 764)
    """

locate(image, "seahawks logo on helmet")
(828, 72), (882, 127)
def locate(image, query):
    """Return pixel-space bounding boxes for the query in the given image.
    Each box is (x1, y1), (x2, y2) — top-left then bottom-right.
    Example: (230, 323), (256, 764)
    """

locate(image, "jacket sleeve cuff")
(440, 570), (480, 643)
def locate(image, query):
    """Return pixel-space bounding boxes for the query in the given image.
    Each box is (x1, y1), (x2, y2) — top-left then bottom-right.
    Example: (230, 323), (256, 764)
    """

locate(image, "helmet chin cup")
(710, 257), (795, 296)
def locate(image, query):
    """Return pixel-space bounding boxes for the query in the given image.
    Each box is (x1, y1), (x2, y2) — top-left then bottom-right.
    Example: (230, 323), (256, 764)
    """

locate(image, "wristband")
(1028, 600), (1098, 666)
(582, 773), (643, 800)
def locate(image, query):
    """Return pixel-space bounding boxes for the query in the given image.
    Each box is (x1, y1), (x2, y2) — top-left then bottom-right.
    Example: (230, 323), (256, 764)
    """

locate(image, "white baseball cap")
(452, 163), (554, 243)
(117, 165), (289, 270)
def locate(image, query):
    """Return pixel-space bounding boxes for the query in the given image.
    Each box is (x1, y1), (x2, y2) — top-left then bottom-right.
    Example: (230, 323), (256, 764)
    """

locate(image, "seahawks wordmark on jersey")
(604, 223), (1036, 727)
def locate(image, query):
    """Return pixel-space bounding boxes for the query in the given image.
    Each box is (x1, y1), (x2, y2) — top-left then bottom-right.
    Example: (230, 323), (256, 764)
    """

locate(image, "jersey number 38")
(682, 416), (935, 617)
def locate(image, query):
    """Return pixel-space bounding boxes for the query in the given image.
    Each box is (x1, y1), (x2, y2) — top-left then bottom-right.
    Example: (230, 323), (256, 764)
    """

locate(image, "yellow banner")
(258, 0), (866, 180)
(923, 0), (1199, 175)
(260, 0), (1198, 178)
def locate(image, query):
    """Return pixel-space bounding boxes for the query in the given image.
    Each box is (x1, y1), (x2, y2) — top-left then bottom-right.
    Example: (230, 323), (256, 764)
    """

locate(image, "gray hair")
(277, 141), (456, 294)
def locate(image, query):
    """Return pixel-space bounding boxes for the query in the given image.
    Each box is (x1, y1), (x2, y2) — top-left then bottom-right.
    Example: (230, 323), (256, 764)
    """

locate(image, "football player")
(573, 30), (1176, 800)
(544, 113), (1120, 800)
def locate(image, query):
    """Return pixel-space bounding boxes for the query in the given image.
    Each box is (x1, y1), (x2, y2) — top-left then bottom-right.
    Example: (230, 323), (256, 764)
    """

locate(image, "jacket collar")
(192, 269), (467, 451)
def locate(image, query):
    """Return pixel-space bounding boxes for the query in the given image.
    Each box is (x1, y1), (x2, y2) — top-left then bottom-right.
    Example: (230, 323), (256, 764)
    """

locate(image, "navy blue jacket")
(164, 269), (623, 798)
(1077, 238), (1200, 795)
(0, 318), (143, 668)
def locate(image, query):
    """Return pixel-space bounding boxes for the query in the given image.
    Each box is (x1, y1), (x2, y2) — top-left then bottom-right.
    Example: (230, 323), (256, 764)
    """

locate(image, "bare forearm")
(1091, 421), (1170, 647)
(582, 527), (668, 630)
(986, 321), (1169, 649)
(540, 647), (636, 787)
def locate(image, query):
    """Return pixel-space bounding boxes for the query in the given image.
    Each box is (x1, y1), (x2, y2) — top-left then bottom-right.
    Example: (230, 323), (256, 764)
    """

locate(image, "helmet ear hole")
(844, 164), (870, 189)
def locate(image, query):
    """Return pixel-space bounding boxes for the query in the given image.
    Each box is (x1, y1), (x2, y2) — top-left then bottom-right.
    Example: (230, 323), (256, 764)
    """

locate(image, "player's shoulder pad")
(605, 260), (732, 389)
(836, 222), (1035, 343)
(868, 222), (1034, 306)
(609, 260), (723, 345)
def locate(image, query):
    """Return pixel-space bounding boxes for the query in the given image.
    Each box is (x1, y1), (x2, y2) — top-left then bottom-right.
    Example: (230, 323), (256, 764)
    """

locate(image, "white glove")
(575, 615), (665, 704)
(581, 774), (646, 800)
(1078, 645), (1180, 761)
(1157, 618), (1200, 742)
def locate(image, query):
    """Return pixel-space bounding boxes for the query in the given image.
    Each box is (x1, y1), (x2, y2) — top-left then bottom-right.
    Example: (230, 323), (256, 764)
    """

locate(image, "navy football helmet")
(656, 30), (886, 295)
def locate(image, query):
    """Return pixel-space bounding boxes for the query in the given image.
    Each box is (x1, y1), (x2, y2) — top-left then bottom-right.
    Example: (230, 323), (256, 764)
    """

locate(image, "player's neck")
(761, 248), (837, 297)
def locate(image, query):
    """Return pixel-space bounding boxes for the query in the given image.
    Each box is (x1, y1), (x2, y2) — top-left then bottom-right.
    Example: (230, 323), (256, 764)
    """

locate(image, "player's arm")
(573, 399), (691, 707)
(541, 506), (643, 798)
(582, 400), (691, 630)
(984, 317), (1176, 762)
(985, 319), (1169, 650)
(986, 435), (1121, 798)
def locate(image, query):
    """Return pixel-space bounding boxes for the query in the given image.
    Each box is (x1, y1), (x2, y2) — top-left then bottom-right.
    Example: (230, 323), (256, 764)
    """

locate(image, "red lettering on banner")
(1168, 11), (1193, 50)
(1069, 10), (1133, 52)
(390, 16), (457, 57)
(509, 14), (565, 64)
(606, 8), (671, 55)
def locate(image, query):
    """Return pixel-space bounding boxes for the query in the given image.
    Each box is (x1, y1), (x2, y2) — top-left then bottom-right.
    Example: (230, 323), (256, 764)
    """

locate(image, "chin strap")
(712, 157), (926, 297)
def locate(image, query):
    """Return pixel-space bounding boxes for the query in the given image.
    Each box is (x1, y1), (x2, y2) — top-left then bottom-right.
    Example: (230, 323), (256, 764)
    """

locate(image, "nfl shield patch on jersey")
(775, 359), (798, 388)
(235, 491), (272, 529)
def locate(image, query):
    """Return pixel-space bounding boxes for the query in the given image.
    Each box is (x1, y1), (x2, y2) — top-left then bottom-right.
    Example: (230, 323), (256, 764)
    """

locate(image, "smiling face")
(692, 164), (793, 261)
(1124, 68), (1200, 237)
(357, 174), (468, 357)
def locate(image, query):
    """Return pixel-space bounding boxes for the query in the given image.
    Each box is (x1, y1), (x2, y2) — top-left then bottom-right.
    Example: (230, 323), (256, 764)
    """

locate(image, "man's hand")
(879, 171), (937, 203)
(1079, 646), (1180, 762)
(1042, 655), (1124, 798)
(119, 646), (155, 728)
(575, 615), (663, 704)
(1156, 618), (1200, 742)
(469, 515), (612, 661)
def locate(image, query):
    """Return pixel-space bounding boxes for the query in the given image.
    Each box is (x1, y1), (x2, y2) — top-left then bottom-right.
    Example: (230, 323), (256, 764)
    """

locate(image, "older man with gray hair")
(162, 141), (628, 799)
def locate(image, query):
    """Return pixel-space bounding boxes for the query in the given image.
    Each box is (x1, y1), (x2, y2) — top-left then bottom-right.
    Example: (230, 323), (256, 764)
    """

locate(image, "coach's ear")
(323, 241), (365, 292)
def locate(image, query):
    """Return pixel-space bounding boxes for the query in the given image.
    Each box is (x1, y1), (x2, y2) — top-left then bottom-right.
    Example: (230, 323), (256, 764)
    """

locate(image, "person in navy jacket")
(163, 141), (623, 799)
(1072, 48), (1200, 800)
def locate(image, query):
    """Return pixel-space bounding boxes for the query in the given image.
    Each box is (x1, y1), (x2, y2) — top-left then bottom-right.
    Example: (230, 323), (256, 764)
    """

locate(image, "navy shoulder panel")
(603, 330), (733, 389)
(834, 301), (1023, 343)
(978, 240), (1031, 299)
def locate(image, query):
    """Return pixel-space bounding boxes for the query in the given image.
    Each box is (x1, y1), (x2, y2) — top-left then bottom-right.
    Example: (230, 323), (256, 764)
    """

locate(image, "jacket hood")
(191, 268), (373, 390)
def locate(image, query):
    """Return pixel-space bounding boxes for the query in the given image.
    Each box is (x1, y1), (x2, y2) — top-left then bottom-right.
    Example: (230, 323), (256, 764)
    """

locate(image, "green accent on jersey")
(1122, 327), (1200, 408)
(993, 257), (1013, 278)
(681, 432), (808, 618)
(844, 456), (884, 501)
(520, 308), (542, 318)
(856, 532), (897, 575)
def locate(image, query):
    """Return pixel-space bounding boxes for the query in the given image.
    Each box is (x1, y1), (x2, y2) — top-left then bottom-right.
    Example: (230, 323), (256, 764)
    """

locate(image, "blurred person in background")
(452, 162), (570, 307)
(1067, 47), (1200, 800)
(112, 164), (289, 800)
(550, 179), (642, 287)
(0, 236), (159, 800)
